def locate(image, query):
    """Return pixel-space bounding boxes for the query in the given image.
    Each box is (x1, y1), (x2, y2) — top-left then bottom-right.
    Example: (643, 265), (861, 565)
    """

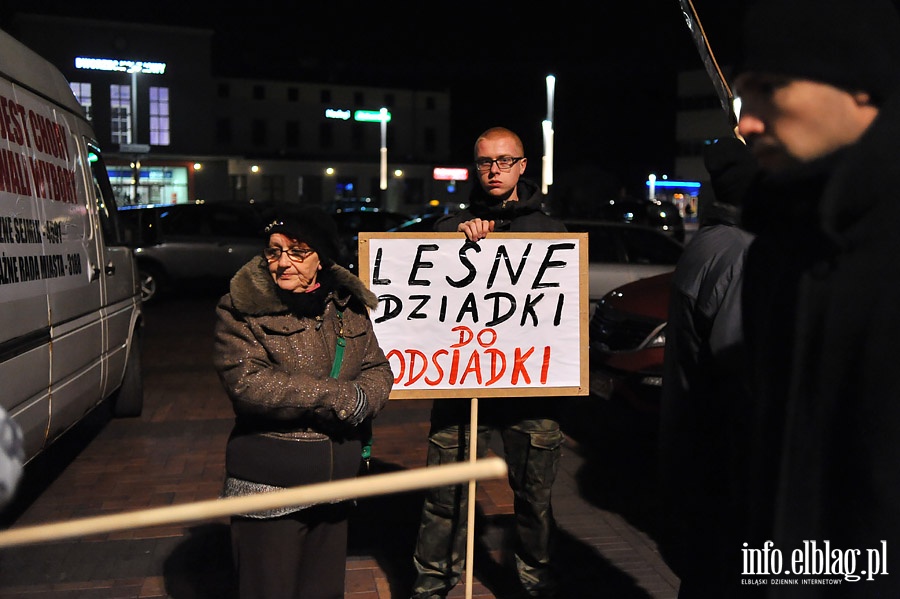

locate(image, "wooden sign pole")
(465, 396), (479, 599)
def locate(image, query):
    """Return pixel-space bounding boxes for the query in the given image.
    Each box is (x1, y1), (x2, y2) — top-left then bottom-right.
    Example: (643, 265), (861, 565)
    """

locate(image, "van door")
(86, 142), (142, 407)
(30, 95), (109, 448)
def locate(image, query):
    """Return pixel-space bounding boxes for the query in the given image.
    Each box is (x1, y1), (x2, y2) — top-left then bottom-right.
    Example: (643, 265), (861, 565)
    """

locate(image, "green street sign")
(354, 110), (391, 123)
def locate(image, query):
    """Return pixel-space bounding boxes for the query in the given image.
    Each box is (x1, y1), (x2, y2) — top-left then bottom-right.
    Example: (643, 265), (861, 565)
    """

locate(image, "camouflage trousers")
(410, 415), (563, 598)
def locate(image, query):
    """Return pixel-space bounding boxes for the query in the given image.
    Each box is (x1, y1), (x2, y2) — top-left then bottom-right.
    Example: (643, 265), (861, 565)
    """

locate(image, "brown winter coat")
(214, 256), (393, 515)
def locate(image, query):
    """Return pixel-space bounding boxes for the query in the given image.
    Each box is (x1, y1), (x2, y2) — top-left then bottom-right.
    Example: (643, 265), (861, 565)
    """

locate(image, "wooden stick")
(465, 397), (479, 599)
(0, 457), (507, 549)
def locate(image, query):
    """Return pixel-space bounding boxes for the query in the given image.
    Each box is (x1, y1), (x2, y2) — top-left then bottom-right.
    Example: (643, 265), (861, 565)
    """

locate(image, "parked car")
(257, 204), (410, 274)
(332, 208), (411, 273)
(119, 202), (266, 303)
(596, 197), (686, 242)
(589, 270), (673, 413)
(386, 212), (445, 233)
(387, 216), (681, 315)
(561, 219), (682, 313)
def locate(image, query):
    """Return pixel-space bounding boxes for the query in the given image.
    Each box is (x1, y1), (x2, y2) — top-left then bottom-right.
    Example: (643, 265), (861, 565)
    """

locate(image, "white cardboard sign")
(360, 232), (589, 399)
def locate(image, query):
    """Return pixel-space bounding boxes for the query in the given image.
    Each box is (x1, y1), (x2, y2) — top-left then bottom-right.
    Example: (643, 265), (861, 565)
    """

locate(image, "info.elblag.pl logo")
(742, 540), (889, 585)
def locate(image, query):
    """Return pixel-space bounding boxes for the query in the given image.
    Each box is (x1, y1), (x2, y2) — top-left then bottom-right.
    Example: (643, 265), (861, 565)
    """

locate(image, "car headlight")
(645, 326), (666, 349)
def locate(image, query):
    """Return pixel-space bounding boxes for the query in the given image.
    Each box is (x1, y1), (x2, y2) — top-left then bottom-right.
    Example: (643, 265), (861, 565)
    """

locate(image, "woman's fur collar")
(228, 256), (379, 316)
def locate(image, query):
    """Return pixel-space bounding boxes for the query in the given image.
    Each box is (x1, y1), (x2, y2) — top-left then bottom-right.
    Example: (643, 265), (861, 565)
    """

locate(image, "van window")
(89, 143), (126, 246)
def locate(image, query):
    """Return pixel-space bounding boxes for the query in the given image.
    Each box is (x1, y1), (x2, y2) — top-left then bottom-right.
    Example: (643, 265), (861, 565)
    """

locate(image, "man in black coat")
(658, 137), (757, 598)
(733, 1), (900, 596)
(409, 127), (566, 599)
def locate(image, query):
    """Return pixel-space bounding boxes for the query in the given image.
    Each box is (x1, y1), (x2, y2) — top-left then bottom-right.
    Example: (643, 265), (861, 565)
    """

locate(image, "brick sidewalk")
(0, 292), (679, 598)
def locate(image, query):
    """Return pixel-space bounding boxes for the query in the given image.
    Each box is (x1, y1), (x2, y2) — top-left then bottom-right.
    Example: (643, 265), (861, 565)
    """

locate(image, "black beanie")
(264, 207), (340, 266)
(736, 0), (900, 105)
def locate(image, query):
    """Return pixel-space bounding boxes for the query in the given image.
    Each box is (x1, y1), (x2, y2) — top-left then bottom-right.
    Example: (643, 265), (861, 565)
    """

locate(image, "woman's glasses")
(263, 247), (315, 262)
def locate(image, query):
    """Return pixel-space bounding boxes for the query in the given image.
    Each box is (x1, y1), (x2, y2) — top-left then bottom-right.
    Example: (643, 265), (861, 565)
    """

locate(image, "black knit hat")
(264, 206), (340, 266)
(736, 0), (900, 105)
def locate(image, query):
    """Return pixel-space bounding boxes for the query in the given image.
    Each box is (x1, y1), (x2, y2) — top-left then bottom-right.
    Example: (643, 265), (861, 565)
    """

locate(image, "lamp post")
(542, 75), (556, 194)
(379, 107), (388, 191)
(130, 68), (139, 144)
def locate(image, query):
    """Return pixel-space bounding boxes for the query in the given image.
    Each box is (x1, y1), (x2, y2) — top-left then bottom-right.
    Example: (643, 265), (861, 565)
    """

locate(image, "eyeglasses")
(263, 246), (315, 262)
(474, 156), (523, 172)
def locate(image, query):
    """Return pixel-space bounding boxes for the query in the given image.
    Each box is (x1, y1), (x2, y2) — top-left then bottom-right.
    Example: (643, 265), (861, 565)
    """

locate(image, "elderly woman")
(213, 206), (393, 599)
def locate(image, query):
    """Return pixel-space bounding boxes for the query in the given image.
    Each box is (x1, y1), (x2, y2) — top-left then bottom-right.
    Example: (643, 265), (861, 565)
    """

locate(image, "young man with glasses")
(410, 127), (567, 599)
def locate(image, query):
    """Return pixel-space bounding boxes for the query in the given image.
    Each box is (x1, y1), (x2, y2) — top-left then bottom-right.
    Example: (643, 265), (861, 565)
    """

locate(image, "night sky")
(2, 1), (741, 196)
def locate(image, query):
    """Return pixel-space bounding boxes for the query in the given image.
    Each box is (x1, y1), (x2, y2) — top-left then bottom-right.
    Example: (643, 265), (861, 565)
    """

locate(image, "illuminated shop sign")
(433, 167), (469, 181)
(353, 110), (391, 123)
(75, 57), (167, 75)
(645, 180), (701, 189)
(325, 108), (393, 122)
(325, 109), (351, 120)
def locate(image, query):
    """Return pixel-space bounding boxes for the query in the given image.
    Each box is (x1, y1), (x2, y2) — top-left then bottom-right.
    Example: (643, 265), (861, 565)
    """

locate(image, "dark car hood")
(599, 271), (672, 320)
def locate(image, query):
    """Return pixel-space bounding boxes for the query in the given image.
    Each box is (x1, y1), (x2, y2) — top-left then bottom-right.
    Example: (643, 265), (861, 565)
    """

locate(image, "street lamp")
(379, 107), (388, 191)
(350, 108), (392, 193)
(542, 120), (553, 194)
(542, 75), (556, 194)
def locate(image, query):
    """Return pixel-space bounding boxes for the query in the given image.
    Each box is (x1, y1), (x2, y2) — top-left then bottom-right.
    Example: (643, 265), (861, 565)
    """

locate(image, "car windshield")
(390, 213), (442, 232)
(619, 228), (682, 265)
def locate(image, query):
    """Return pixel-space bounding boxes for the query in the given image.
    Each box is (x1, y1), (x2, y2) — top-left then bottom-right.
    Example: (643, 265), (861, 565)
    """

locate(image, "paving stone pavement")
(0, 289), (679, 598)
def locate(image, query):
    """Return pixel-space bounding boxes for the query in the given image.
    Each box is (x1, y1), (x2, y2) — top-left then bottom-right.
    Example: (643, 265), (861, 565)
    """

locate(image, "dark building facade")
(9, 14), (467, 215)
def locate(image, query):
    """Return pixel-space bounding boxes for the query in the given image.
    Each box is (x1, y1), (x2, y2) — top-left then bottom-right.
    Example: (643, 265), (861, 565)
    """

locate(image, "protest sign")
(360, 232), (589, 399)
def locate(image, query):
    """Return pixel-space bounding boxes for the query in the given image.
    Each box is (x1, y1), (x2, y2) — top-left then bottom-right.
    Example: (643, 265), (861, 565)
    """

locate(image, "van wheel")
(138, 264), (165, 303)
(111, 327), (143, 417)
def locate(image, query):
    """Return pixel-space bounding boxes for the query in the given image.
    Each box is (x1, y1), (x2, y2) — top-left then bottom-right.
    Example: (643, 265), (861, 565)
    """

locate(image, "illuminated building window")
(110, 84), (131, 144)
(70, 82), (93, 121)
(107, 165), (189, 206)
(149, 87), (170, 146)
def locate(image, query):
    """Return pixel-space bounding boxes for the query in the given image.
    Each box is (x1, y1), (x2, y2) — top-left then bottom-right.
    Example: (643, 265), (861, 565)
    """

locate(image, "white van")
(0, 28), (143, 464)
